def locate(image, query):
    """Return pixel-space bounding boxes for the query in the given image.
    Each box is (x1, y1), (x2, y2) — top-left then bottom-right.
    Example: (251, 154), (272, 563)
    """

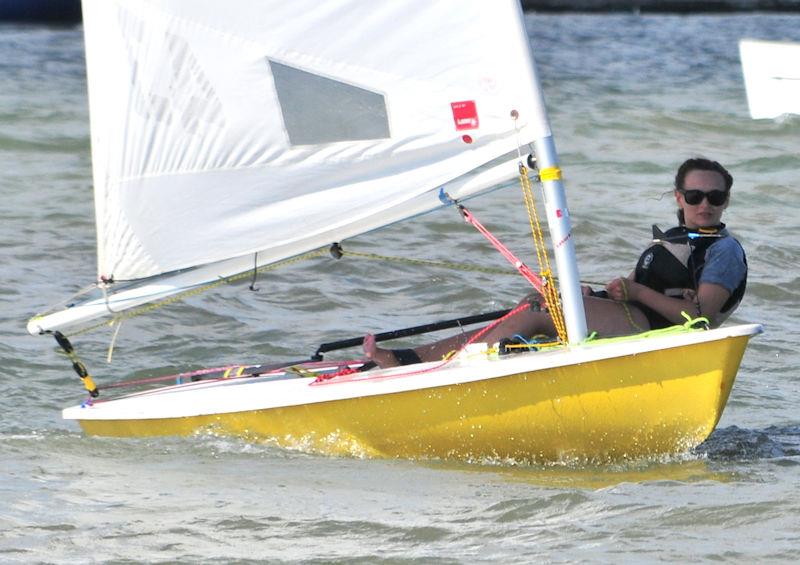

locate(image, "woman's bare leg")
(483, 296), (649, 342)
(364, 329), (480, 368)
(362, 333), (397, 367)
(364, 296), (649, 368)
(583, 296), (650, 335)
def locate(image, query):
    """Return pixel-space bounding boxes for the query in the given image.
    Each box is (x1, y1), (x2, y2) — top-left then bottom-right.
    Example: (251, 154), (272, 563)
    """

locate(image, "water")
(2, 13), (799, 563)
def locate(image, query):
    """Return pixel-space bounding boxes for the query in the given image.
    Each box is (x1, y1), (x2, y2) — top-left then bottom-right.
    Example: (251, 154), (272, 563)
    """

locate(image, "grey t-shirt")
(699, 230), (747, 301)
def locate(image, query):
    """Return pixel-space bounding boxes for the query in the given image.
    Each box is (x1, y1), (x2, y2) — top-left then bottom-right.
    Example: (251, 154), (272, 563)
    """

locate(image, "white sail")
(30, 0), (556, 334)
(84, 0), (549, 280)
(740, 39), (800, 119)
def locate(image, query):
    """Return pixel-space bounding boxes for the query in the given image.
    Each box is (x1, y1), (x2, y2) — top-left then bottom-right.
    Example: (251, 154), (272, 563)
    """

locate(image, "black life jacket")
(633, 224), (747, 328)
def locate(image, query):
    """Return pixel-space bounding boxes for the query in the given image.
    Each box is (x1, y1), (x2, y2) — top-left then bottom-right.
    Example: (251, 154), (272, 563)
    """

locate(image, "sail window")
(268, 60), (390, 145)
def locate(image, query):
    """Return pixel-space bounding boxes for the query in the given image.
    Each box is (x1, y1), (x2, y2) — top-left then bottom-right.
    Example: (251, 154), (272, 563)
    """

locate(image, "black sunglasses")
(679, 189), (728, 206)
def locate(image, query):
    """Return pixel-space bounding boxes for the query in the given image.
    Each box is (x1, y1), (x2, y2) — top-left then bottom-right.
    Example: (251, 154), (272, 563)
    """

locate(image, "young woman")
(364, 158), (747, 368)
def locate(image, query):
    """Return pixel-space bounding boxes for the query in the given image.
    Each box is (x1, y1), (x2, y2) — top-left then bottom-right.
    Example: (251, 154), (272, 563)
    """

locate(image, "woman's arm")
(605, 278), (732, 327)
(608, 236), (745, 328)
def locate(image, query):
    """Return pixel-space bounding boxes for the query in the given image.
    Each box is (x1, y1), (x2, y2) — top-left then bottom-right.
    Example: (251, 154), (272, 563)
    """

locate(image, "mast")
(533, 137), (588, 344)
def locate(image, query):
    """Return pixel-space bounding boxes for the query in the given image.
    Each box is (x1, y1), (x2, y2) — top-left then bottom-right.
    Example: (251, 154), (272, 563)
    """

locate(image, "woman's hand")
(517, 291), (543, 311)
(605, 277), (641, 302)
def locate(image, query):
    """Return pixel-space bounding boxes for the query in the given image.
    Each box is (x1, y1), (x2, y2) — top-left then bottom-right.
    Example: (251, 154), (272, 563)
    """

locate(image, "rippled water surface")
(1, 13), (799, 563)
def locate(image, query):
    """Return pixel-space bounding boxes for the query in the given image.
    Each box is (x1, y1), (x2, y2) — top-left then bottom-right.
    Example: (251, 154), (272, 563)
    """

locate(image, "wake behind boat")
(29, 0), (761, 463)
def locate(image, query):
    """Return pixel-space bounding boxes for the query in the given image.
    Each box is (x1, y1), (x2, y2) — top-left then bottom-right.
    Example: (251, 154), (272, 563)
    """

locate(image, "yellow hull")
(76, 330), (754, 463)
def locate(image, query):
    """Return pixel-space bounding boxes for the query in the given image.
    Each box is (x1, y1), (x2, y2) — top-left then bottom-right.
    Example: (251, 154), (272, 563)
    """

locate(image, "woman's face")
(675, 169), (729, 229)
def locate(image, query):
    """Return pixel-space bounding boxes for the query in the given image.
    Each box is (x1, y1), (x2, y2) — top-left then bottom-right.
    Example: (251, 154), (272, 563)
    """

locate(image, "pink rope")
(459, 208), (544, 293)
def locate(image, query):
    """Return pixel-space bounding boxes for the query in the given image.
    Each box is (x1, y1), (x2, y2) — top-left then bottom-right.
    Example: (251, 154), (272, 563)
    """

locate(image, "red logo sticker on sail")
(451, 100), (479, 131)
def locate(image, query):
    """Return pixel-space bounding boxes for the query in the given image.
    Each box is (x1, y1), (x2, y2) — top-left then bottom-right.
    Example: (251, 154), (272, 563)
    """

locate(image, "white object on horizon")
(739, 38), (800, 120)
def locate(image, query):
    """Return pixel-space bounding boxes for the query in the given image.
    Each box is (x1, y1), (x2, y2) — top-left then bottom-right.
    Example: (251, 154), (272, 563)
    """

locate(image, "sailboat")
(29, 0), (761, 463)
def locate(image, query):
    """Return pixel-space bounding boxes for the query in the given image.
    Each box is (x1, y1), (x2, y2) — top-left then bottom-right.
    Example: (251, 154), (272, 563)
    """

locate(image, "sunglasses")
(679, 189), (728, 206)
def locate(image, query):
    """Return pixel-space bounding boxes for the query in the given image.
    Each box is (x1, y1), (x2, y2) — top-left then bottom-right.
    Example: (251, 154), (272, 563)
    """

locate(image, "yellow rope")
(341, 250), (521, 277)
(619, 278), (646, 333)
(582, 312), (709, 345)
(285, 365), (319, 378)
(518, 163), (568, 343)
(342, 250), (607, 287)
